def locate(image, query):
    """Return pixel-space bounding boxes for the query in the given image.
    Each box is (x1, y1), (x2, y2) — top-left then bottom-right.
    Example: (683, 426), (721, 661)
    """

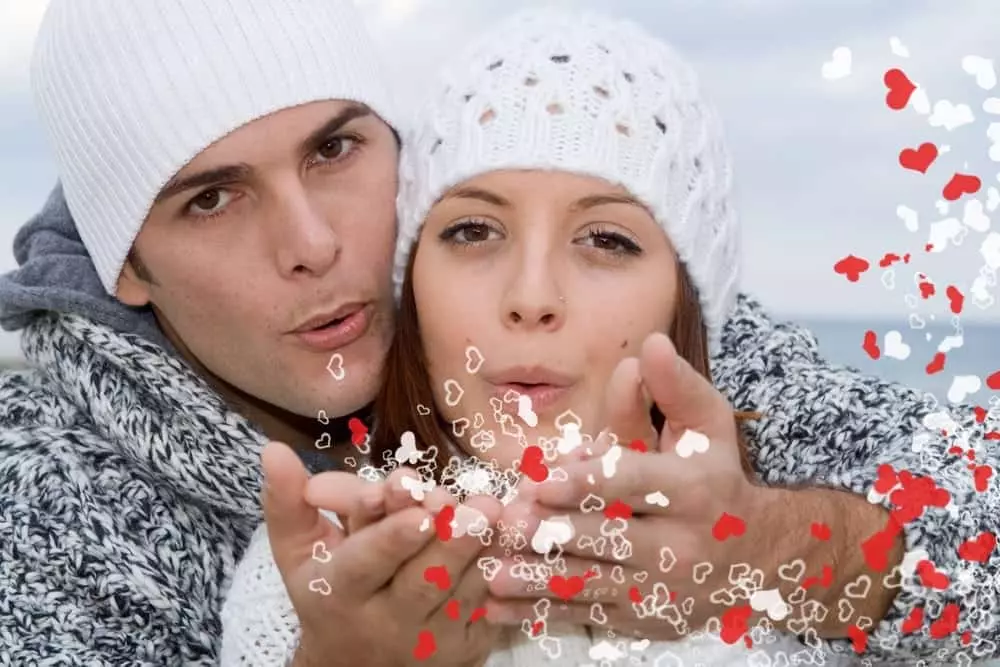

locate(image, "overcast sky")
(1, 0), (999, 359)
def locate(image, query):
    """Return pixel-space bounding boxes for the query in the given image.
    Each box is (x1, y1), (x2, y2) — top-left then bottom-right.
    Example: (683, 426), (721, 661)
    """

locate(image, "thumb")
(639, 332), (734, 443)
(601, 356), (658, 453)
(261, 441), (341, 572)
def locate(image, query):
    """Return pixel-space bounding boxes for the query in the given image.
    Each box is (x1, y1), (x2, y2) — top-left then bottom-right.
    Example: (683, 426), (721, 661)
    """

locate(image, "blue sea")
(799, 317), (1000, 404)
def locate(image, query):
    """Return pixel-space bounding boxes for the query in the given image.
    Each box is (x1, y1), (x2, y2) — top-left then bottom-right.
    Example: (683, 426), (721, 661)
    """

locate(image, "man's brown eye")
(193, 190), (221, 210)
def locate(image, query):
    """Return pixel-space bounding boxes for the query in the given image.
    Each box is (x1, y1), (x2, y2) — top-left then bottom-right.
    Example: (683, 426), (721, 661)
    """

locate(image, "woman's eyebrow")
(439, 186), (511, 207)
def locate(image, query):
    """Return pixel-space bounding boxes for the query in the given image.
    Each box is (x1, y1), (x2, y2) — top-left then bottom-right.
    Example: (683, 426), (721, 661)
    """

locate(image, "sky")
(1, 0), (1000, 360)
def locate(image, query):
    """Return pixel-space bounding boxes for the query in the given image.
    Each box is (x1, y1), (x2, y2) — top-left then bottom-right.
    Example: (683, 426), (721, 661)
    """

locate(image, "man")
(0, 0), (995, 665)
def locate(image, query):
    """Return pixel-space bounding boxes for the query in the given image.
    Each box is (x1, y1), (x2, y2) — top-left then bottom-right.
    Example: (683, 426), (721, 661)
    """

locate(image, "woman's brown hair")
(373, 243), (756, 476)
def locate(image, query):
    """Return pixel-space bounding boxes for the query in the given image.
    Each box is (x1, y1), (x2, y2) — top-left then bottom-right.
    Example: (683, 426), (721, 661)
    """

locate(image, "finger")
(485, 597), (628, 629)
(497, 493), (543, 553)
(429, 549), (495, 627)
(488, 552), (632, 602)
(261, 441), (342, 574)
(384, 466), (426, 514)
(304, 470), (379, 515)
(422, 485), (460, 513)
(603, 357), (658, 453)
(328, 506), (436, 599)
(347, 480), (387, 535)
(639, 333), (735, 445)
(392, 495), (503, 619)
(506, 501), (663, 569)
(532, 448), (671, 513)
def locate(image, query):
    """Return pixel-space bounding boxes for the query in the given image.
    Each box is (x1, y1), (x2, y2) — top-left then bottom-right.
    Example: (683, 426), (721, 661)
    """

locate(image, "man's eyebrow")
(154, 164), (252, 204)
(569, 193), (648, 213)
(439, 186), (511, 207)
(153, 104), (374, 204)
(300, 103), (373, 153)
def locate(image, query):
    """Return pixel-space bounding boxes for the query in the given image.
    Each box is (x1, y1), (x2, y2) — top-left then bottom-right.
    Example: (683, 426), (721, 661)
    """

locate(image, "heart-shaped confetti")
(464, 345), (485, 374)
(884, 68), (917, 110)
(311, 540), (333, 564)
(899, 142), (938, 173)
(412, 630), (437, 660)
(308, 577), (332, 596)
(519, 445), (549, 483)
(326, 353), (346, 381)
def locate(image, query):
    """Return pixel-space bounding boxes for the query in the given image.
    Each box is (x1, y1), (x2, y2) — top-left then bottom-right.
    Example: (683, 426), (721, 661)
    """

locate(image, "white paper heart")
(465, 345), (485, 374)
(308, 577), (332, 596)
(311, 540), (333, 564)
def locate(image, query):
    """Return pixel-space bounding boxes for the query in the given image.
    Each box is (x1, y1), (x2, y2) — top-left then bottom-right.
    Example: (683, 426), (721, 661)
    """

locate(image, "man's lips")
(290, 303), (372, 352)
(291, 302), (367, 333)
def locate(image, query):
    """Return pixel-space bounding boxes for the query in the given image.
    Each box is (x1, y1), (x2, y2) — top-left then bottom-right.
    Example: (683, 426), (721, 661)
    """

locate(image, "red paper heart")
(958, 532), (996, 563)
(720, 605), (753, 645)
(902, 607), (924, 635)
(884, 68), (916, 110)
(712, 512), (746, 542)
(862, 330), (881, 360)
(926, 353), (946, 375)
(873, 464), (898, 494)
(412, 630), (437, 660)
(434, 506), (455, 542)
(627, 439), (649, 453)
(348, 417), (368, 447)
(916, 560), (949, 589)
(848, 626), (869, 654)
(943, 173), (982, 201)
(444, 599), (460, 620)
(604, 499), (634, 520)
(946, 286), (965, 314)
(548, 575), (586, 601)
(974, 465), (993, 493)
(899, 142), (938, 173)
(879, 252), (904, 268)
(519, 445), (549, 483)
(811, 522), (832, 541)
(929, 603), (960, 639)
(834, 255), (870, 282)
(423, 565), (451, 591)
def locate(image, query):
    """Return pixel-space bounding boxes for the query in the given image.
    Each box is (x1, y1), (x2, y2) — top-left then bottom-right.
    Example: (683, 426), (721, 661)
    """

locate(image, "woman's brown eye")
(318, 138), (345, 160)
(462, 225), (490, 242)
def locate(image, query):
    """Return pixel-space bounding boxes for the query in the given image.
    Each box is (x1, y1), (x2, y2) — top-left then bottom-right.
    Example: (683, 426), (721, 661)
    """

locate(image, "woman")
(222, 9), (843, 666)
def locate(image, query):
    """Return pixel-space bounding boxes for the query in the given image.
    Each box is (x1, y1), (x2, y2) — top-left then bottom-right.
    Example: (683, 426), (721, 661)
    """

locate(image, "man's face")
(118, 100), (399, 419)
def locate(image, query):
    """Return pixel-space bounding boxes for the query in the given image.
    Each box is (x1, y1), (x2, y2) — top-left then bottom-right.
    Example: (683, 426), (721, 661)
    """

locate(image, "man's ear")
(116, 257), (152, 307)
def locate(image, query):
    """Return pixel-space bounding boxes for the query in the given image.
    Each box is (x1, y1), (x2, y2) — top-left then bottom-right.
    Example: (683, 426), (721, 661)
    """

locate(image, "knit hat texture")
(31, 0), (399, 294)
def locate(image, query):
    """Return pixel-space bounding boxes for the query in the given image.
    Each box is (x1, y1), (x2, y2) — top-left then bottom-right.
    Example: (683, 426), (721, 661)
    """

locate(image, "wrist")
(748, 486), (820, 597)
(752, 485), (903, 639)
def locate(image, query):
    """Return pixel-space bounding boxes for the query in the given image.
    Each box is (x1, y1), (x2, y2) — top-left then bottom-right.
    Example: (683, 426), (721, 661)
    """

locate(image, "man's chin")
(296, 375), (381, 420)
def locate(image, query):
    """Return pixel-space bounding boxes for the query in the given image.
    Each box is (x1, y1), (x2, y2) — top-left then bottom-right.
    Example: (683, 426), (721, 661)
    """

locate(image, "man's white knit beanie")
(31, 0), (400, 295)
(395, 9), (740, 351)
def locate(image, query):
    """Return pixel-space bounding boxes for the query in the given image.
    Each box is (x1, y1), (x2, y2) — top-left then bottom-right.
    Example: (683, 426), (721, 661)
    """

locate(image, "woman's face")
(412, 170), (679, 469)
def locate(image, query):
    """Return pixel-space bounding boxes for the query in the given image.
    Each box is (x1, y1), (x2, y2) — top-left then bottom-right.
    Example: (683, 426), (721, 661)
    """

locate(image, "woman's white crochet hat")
(394, 9), (740, 351)
(30, 0), (400, 295)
